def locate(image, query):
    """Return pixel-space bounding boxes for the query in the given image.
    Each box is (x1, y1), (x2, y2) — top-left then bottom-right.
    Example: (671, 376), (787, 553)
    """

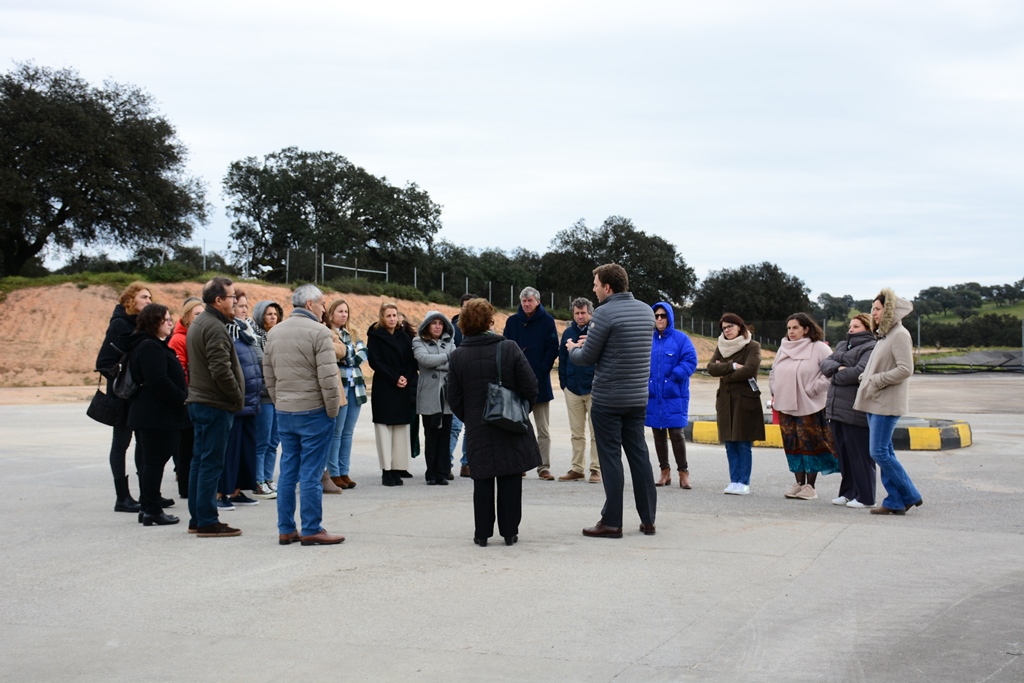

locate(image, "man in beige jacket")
(263, 284), (345, 545)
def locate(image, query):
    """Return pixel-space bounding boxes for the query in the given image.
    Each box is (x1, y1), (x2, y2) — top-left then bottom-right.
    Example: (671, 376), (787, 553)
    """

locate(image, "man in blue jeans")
(567, 264), (657, 538)
(263, 284), (344, 546)
(186, 277), (245, 537)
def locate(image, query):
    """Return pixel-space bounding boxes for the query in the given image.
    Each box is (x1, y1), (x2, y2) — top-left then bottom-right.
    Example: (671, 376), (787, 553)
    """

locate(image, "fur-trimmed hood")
(875, 288), (913, 337)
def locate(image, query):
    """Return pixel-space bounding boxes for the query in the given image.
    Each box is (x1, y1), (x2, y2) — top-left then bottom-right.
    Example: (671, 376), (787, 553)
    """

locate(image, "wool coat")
(367, 322), (418, 425)
(854, 290), (915, 417)
(568, 292), (655, 409)
(126, 333), (189, 432)
(412, 311), (455, 416)
(502, 303), (559, 403)
(263, 309), (342, 418)
(185, 305), (244, 413)
(707, 337), (766, 442)
(769, 337), (832, 417)
(820, 331), (876, 427)
(447, 334), (542, 480)
(645, 302), (698, 429)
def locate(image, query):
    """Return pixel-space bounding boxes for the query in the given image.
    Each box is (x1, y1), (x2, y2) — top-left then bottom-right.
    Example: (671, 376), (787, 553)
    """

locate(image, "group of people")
(94, 268), (923, 548)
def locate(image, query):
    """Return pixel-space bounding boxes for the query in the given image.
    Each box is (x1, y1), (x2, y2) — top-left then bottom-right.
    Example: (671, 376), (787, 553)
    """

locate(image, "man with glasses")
(186, 277), (245, 537)
(263, 284), (345, 546)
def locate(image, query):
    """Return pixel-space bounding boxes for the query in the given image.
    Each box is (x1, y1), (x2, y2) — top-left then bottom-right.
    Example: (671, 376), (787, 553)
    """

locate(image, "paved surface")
(1, 374), (1022, 682)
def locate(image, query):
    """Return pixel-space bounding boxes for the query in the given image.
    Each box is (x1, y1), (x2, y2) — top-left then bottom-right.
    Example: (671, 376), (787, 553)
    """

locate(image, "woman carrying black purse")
(447, 299), (541, 547)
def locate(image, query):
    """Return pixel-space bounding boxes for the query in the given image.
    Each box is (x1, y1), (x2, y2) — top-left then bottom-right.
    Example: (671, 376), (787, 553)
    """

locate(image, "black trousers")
(422, 413), (454, 483)
(174, 422), (193, 499)
(591, 403), (657, 528)
(829, 420), (876, 505)
(135, 428), (180, 515)
(653, 427), (688, 471)
(109, 422), (143, 484)
(473, 474), (523, 540)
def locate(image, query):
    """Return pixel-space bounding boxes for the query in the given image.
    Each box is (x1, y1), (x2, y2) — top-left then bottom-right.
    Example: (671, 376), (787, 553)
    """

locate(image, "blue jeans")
(724, 441), (753, 485)
(590, 403), (657, 528)
(254, 402), (279, 483)
(276, 408), (336, 537)
(449, 414), (468, 467)
(327, 386), (361, 477)
(867, 413), (921, 510)
(188, 403), (235, 528)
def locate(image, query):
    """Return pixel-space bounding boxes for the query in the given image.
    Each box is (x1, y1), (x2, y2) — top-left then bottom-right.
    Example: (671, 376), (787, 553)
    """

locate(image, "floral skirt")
(779, 410), (839, 475)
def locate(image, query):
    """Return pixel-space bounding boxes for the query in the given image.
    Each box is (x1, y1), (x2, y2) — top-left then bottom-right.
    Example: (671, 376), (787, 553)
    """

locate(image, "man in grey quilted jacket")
(567, 263), (657, 538)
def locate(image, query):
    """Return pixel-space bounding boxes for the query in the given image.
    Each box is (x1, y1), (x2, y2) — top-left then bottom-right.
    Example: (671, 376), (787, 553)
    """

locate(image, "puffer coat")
(447, 334), (542, 480)
(820, 331), (876, 427)
(645, 303), (698, 429)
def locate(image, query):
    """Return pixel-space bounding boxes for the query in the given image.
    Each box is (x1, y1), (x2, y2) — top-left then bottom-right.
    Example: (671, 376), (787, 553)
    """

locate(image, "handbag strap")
(494, 340), (503, 386)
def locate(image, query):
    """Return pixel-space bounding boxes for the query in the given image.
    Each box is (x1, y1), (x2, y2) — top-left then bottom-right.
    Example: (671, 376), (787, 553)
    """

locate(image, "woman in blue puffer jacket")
(646, 302), (698, 489)
(217, 290), (264, 509)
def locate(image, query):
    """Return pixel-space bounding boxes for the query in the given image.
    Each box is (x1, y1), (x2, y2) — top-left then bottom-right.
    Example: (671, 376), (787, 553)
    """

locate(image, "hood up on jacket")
(652, 301), (676, 339)
(417, 310), (455, 340)
(875, 288), (913, 337)
(251, 300), (284, 335)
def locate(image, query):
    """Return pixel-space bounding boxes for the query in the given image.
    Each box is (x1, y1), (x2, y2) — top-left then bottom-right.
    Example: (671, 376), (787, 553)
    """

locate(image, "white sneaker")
(734, 484), (750, 495)
(832, 496), (849, 506)
(846, 499), (870, 509)
(723, 482), (738, 494)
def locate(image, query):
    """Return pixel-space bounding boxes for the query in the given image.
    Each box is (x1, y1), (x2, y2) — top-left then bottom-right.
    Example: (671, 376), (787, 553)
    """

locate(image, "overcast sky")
(3, 0), (1022, 301)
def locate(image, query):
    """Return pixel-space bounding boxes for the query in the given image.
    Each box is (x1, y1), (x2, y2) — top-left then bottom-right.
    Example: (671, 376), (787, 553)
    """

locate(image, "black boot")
(114, 476), (141, 513)
(382, 470), (397, 487)
(392, 470), (404, 486)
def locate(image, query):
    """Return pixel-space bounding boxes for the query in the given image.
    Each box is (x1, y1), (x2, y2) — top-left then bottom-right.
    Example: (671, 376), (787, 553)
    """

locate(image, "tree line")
(3, 63), (1020, 348)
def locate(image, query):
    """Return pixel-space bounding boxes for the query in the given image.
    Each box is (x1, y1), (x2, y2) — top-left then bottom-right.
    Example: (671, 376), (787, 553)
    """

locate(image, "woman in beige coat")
(853, 288), (922, 515)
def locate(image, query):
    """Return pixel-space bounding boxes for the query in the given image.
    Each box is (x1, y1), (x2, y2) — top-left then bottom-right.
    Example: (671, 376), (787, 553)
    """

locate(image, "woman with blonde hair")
(367, 302), (418, 486)
(95, 282), (154, 513)
(769, 312), (836, 500)
(820, 313), (877, 508)
(325, 298), (368, 490)
(707, 313), (765, 495)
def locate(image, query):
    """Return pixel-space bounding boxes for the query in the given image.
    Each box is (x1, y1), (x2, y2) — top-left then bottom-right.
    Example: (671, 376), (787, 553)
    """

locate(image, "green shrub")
(145, 262), (199, 282)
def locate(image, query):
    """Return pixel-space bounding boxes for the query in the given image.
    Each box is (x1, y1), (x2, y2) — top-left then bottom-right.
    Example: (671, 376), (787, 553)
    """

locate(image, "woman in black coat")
(126, 304), (189, 526)
(447, 298), (542, 547)
(820, 314), (877, 509)
(95, 282), (152, 513)
(367, 303), (418, 487)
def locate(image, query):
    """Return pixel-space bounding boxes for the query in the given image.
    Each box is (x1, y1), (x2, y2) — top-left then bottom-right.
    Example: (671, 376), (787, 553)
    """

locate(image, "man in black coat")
(567, 264), (657, 538)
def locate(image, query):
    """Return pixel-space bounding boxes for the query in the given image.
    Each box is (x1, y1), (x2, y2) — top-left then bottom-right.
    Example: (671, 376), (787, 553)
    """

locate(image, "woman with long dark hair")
(448, 299), (541, 546)
(126, 304), (187, 526)
(769, 312), (836, 500)
(707, 313), (765, 495)
(95, 282), (152, 512)
(854, 289), (922, 515)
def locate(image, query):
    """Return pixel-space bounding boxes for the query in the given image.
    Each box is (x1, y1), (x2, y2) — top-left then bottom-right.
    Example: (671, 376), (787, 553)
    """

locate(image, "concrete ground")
(1, 373), (1022, 682)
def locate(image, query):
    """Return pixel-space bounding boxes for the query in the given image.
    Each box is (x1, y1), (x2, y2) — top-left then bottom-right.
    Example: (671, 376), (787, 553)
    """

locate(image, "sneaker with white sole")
(215, 498), (235, 511)
(734, 484), (750, 495)
(846, 499), (871, 509)
(724, 482), (738, 494)
(252, 483), (277, 500)
(229, 492), (259, 506)
(794, 484), (818, 500)
(832, 496), (849, 506)
(784, 483), (803, 499)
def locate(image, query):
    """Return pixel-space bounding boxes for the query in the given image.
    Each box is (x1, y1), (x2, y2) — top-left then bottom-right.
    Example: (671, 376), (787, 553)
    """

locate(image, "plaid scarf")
(337, 327), (368, 405)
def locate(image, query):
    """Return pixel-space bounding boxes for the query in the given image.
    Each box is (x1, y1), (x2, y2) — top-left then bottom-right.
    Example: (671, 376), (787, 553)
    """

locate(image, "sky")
(3, 0), (1022, 302)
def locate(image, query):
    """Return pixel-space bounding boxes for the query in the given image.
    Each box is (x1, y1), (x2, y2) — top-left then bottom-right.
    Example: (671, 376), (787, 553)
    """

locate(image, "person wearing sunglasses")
(645, 303), (698, 489)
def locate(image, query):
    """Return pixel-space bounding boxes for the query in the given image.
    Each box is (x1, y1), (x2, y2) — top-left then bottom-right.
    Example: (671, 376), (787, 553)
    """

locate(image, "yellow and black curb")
(684, 415), (972, 451)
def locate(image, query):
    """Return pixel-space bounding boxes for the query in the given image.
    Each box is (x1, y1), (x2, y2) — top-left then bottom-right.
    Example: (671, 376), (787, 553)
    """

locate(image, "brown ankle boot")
(655, 468), (671, 487)
(679, 471), (691, 489)
(331, 475), (346, 488)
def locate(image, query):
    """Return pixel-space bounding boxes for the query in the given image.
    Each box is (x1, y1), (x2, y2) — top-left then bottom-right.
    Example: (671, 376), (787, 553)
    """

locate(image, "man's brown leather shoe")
(300, 529), (346, 545)
(582, 523), (623, 538)
(639, 523), (656, 535)
(558, 470), (584, 482)
(538, 469), (555, 480)
(279, 531), (300, 545)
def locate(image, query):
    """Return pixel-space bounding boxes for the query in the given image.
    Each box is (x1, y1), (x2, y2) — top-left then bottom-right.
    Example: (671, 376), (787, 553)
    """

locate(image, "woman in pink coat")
(769, 313), (837, 500)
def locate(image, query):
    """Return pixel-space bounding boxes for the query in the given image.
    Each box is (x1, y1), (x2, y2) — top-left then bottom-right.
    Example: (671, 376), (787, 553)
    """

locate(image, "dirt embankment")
(0, 282), (756, 400)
